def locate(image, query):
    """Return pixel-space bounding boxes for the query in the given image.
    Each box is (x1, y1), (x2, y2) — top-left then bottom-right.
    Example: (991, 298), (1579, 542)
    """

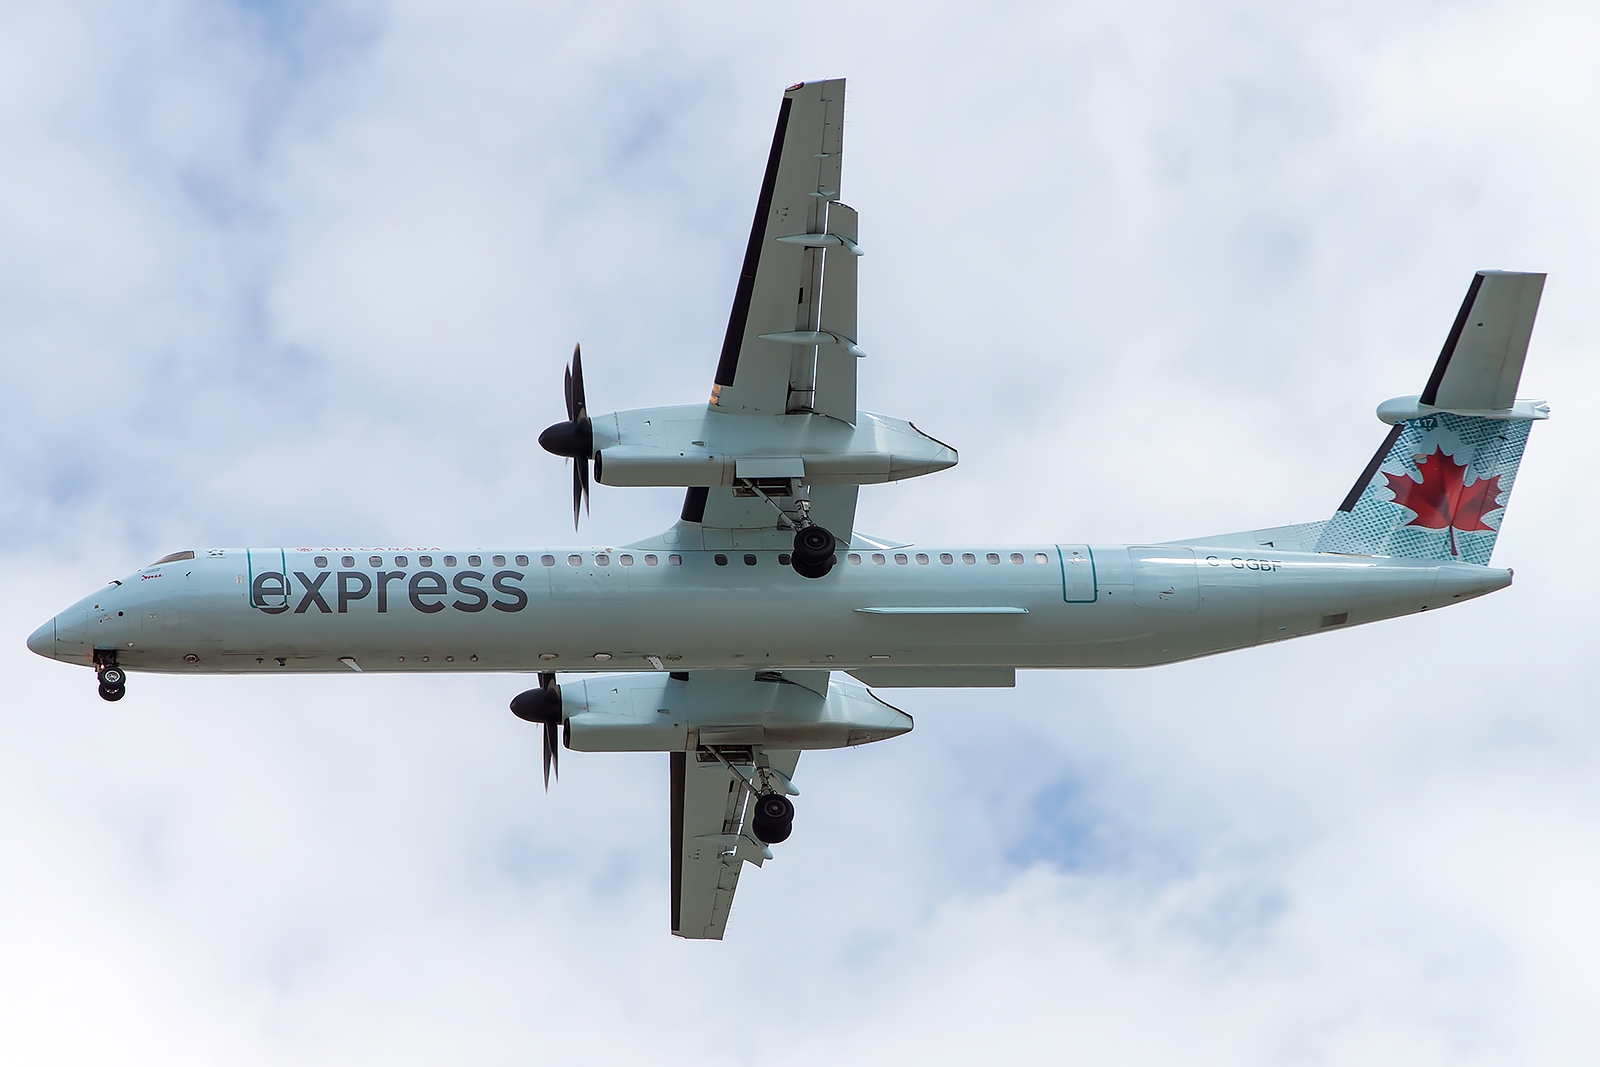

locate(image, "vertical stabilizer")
(1317, 271), (1547, 564)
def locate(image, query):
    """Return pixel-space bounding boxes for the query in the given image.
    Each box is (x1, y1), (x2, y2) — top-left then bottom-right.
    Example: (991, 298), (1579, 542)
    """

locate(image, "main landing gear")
(94, 652), (125, 702)
(790, 524), (836, 580)
(752, 793), (795, 844)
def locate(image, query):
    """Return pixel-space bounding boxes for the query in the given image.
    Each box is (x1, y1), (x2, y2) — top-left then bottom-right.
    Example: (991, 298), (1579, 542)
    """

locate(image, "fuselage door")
(247, 549), (291, 613)
(1057, 545), (1097, 603)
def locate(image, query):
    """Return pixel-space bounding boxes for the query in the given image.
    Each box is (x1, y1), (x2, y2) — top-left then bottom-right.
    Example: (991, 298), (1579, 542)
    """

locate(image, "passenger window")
(419, 555), (433, 567)
(619, 554), (633, 566)
(743, 554), (757, 565)
(987, 553), (1001, 564)
(515, 555), (529, 567)
(444, 555), (457, 567)
(940, 553), (953, 564)
(468, 555), (481, 567)
(847, 553), (861, 564)
(541, 555), (555, 567)
(872, 553), (886, 565)
(1035, 552), (1050, 564)
(779, 553), (792, 566)
(1010, 553), (1024, 565)
(395, 555), (408, 567)
(714, 554), (728, 566)
(915, 553), (929, 565)
(369, 555), (383, 568)
(894, 553), (908, 565)
(492, 555), (506, 567)
(645, 554), (658, 566)
(962, 553), (976, 565)
(595, 553), (610, 566)
(567, 554), (582, 566)
(668, 554), (682, 565)
(341, 555), (355, 568)
(314, 556), (328, 569)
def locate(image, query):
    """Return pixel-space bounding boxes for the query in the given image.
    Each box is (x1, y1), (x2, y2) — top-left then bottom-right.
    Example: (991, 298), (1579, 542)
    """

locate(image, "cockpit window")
(150, 550), (195, 566)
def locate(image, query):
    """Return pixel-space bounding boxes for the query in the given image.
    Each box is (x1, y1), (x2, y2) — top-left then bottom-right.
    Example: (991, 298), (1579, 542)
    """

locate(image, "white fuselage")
(31, 544), (1510, 675)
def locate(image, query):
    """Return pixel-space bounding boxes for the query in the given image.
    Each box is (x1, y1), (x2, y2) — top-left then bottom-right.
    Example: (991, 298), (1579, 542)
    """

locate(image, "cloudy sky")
(5, 1), (1600, 1062)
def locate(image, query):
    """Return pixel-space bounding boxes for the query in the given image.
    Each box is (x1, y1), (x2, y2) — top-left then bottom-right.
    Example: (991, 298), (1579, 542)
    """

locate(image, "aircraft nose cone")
(26, 618), (55, 660)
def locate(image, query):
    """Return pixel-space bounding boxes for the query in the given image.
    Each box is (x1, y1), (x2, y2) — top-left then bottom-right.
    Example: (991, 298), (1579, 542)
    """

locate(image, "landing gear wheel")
(98, 682), (125, 702)
(99, 666), (126, 689)
(791, 525), (836, 579)
(752, 793), (795, 844)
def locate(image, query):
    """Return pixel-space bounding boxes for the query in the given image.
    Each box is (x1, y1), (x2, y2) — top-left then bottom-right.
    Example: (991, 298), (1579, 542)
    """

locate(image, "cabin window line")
(515, 555), (529, 566)
(395, 555), (408, 567)
(567, 554), (582, 566)
(419, 555), (434, 567)
(743, 554), (757, 566)
(444, 555), (458, 567)
(1010, 553), (1024, 564)
(668, 554), (682, 565)
(314, 555), (328, 569)
(714, 554), (728, 566)
(871, 553), (886, 565)
(595, 553), (610, 565)
(492, 555), (506, 567)
(369, 555), (383, 568)
(847, 553), (862, 564)
(620, 554), (634, 566)
(541, 555), (556, 567)
(940, 553), (953, 564)
(1035, 552), (1049, 565)
(962, 553), (976, 565)
(342, 555), (355, 568)
(986, 553), (1000, 564)
(467, 554), (481, 567)
(778, 553), (791, 566)
(915, 553), (929, 565)
(644, 554), (658, 566)
(894, 553), (908, 564)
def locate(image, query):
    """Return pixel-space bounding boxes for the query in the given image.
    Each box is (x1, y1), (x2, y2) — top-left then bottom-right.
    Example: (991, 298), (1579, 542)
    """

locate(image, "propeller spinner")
(537, 344), (594, 529)
(510, 671), (564, 790)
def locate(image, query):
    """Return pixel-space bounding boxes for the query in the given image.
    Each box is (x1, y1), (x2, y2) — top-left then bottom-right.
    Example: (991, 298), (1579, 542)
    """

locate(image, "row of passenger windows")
(852, 552), (1050, 566)
(311, 551), (1050, 569)
(311, 553), (683, 569)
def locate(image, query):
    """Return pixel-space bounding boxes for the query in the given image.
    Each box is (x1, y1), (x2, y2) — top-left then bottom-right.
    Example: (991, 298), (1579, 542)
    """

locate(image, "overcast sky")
(5, 1), (1600, 1063)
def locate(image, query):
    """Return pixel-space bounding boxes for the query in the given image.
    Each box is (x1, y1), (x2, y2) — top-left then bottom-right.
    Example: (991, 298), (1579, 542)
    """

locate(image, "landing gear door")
(246, 549), (291, 614)
(1057, 545), (1097, 603)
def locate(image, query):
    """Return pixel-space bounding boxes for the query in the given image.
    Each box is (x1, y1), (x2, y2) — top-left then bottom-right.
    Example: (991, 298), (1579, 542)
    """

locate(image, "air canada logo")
(1384, 447), (1506, 557)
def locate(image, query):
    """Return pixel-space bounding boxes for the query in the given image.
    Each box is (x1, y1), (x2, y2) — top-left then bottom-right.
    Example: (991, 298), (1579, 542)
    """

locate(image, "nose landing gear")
(94, 652), (126, 702)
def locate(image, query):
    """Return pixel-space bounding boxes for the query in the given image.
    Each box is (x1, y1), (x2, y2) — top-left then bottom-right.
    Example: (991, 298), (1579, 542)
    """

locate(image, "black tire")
(98, 683), (125, 702)
(99, 666), (125, 688)
(752, 793), (795, 844)
(792, 526), (836, 579)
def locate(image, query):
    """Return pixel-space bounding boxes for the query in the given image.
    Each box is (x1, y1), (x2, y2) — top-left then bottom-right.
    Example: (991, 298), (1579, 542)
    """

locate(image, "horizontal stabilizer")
(1420, 270), (1545, 412)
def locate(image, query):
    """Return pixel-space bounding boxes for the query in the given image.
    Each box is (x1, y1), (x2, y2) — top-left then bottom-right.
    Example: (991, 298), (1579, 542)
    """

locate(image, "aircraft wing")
(710, 78), (858, 424)
(679, 79), (862, 548)
(671, 745), (801, 939)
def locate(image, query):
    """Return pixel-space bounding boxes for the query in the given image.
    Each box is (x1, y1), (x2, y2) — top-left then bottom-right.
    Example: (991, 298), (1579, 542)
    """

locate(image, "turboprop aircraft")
(27, 79), (1549, 939)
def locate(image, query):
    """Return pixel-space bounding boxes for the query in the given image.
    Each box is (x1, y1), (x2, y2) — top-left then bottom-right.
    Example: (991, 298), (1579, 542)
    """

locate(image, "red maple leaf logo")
(1383, 447), (1505, 557)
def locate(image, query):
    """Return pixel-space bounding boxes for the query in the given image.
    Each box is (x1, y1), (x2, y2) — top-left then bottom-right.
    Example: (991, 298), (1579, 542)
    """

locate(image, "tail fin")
(1317, 271), (1547, 565)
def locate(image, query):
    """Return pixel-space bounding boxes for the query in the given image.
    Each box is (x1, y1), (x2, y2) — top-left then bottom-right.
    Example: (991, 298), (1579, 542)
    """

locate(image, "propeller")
(509, 671), (563, 790)
(537, 344), (593, 529)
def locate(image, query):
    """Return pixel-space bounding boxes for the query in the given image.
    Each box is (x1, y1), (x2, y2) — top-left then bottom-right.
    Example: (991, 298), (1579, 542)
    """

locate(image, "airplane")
(26, 79), (1549, 940)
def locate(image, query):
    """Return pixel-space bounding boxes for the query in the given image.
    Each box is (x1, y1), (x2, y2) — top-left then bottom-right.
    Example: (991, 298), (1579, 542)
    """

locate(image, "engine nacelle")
(586, 405), (956, 489)
(562, 671), (912, 752)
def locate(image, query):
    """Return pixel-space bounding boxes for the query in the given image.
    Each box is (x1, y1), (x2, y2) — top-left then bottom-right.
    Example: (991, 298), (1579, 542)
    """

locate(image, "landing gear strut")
(94, 652), (125, 702)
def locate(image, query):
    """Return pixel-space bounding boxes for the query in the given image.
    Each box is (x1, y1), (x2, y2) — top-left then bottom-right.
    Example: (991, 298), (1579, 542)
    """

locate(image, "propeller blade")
(569, 344), (586, 419)
(564, 364), (575, 422)
(543, 721), (560, 789)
